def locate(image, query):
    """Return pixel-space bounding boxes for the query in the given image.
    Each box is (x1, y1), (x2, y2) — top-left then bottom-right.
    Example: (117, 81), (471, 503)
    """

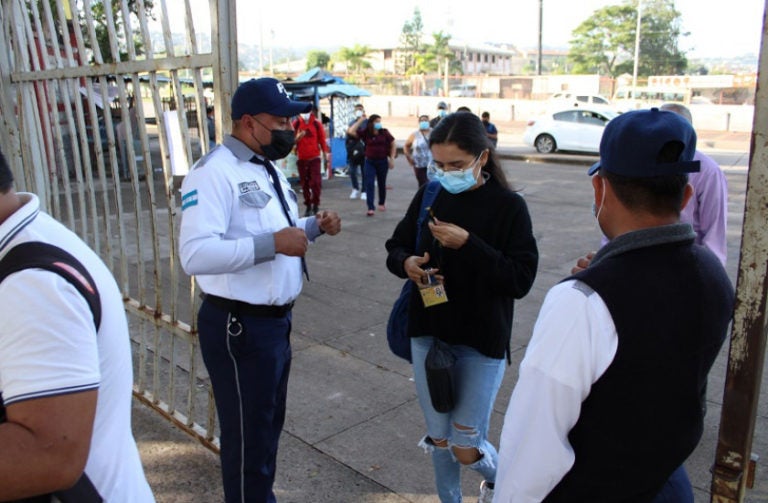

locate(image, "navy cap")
(231, 78), (311, 119)
(588, 108), (700, 177)
(437, 101), (448, 109)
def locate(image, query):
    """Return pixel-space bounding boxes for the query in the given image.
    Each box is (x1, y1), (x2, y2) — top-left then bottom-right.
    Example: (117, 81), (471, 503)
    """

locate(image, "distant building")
(362, 40), (525, 76)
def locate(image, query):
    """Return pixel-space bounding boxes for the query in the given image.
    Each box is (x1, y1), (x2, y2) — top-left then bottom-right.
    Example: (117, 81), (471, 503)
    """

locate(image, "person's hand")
(316, 210), (341, 235)
(571, 251), (596, 274)
(388, 157), (395, 169)
(274, 227), (308, 257)
(428, 217), (469, 249)
(404, 252), (442, 284)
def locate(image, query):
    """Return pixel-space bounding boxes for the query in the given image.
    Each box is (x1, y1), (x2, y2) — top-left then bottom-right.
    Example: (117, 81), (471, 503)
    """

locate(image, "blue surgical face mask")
(439, 109), (447, 117)
(419, 121), (430, 130)
(432, 156), (482, 194)
(373, 122), (382, 130)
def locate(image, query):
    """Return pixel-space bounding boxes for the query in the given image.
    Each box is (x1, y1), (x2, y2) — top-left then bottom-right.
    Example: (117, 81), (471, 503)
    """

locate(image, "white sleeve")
(0, 270), (100, 405)
(178, 167), (260, 275)
(494, 280), (617, 503)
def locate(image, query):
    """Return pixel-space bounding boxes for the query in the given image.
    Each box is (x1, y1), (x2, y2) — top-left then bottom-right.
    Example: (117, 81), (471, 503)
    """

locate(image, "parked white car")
(549, 92), (612, 107)
(523, 108), (619, 154)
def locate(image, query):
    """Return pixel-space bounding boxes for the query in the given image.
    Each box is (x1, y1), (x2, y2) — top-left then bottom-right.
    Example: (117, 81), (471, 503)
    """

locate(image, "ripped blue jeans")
(411, 336), (506, 503)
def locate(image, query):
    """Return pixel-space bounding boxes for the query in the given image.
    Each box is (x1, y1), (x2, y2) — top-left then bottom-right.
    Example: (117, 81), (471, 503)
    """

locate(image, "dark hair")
(601, 142), (689, 216)
(366, 114), (381, 134)
(0, 148), (13, 193)
(456, 106), (472, 113)
(481, 111), (490, 119)
(429, 112), (509, 190)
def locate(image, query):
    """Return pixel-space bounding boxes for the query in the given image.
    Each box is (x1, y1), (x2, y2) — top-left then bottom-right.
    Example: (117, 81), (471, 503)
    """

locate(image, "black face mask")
(251, 117), (296, 160)
(261, 129), (296, 160)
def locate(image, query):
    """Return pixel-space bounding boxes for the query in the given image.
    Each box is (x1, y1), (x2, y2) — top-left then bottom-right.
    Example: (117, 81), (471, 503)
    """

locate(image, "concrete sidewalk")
(132, 127), (764, 503)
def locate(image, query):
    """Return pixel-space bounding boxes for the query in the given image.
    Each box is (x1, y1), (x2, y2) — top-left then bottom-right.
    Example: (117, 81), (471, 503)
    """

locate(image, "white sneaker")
(478, 480), (494, 503)
(361, 192), (367, 201)
(349, 189), (360, 199)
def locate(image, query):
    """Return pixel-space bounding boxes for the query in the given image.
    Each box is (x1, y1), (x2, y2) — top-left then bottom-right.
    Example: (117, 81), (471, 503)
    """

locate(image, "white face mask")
(593, 177), (607, 221)
(301, 113), (311, 121)
(354, 110), (363, 118)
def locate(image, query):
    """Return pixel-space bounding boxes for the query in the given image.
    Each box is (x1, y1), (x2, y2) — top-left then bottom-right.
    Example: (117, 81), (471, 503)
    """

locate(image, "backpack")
(0, 241), (103, 503)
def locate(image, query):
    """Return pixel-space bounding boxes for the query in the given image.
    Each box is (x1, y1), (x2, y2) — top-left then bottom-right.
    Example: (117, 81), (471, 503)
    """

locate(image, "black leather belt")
(202, 293), (294, 318)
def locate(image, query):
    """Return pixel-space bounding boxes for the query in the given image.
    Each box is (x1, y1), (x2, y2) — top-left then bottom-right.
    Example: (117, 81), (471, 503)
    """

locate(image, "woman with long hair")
(385, 112), (539, 502)
(348, 113), (397, 216)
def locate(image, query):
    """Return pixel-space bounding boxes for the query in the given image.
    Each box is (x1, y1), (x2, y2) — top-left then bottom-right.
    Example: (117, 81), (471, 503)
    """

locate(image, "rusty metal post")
(710, 2), (768, 501)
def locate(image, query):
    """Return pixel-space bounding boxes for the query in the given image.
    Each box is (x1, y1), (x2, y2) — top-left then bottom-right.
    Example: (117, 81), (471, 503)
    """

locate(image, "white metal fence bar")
(0, 0), (236, 453)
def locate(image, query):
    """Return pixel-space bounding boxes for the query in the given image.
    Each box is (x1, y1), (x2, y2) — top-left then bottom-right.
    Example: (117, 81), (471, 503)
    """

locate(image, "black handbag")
(425, 338), (456, 413)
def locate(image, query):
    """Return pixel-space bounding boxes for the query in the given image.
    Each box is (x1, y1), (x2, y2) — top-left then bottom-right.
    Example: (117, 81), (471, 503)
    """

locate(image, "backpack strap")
(0, 242), (104, 502)
(415, 181), (441, 247)
(0, 242), (101, 330)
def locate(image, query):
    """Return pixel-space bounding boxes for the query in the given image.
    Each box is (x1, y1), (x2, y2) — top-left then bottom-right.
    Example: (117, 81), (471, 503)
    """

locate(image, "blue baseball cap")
(231, 78), (311, 119)
(588, 108), (700, 177)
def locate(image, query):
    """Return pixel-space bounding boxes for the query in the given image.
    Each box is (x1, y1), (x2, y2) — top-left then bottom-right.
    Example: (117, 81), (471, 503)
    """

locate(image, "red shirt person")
(292, 110), (329, 216)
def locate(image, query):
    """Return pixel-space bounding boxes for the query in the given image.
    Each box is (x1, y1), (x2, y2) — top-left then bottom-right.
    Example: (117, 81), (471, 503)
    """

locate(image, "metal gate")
(0, 0), (237, 451)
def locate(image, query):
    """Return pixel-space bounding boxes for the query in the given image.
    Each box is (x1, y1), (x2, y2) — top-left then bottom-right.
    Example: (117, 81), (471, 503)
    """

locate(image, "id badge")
(419, 274), (449, 307)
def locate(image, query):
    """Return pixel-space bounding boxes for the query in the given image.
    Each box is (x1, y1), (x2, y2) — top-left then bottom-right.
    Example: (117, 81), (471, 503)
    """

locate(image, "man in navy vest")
(494, 108), (734, 502)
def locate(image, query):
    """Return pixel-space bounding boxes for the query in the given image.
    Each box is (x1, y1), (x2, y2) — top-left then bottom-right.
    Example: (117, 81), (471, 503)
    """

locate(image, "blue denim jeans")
(349, 160), (362, 190)
(411, 336), (506, 503)
(651, 465), (694, 503)
(363, 158), (389, 210)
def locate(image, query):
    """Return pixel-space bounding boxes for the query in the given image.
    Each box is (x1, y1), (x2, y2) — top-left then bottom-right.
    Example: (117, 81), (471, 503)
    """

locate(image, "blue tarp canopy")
(283, 68), (371, 99)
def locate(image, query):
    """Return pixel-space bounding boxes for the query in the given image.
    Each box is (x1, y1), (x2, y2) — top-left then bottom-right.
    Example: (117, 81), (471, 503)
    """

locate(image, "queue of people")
(0, 76), (733, 503)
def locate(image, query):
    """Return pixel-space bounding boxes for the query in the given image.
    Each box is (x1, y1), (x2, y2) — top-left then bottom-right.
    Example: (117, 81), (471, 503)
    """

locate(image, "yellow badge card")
(419, 280), (449, 307)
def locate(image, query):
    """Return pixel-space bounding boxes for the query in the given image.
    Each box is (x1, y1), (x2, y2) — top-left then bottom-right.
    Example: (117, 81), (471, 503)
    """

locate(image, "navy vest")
(544, 238), (734, 502)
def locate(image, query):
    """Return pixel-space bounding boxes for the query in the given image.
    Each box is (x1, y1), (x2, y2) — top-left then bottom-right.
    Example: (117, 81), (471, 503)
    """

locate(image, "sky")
(178, 0), (765, 59)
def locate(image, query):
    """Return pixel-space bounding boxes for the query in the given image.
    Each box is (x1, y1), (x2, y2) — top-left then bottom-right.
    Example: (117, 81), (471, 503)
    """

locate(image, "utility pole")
(631, 0), (642, 95)
(537, 0), (543, 75)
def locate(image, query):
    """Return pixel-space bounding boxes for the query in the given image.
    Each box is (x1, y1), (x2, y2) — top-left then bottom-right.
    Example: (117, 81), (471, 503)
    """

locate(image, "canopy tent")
(282, 68), (372, 170)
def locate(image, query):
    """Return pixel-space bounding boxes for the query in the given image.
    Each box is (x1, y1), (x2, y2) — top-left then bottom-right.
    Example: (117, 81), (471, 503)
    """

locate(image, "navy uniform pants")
(198, 299), (292, 503)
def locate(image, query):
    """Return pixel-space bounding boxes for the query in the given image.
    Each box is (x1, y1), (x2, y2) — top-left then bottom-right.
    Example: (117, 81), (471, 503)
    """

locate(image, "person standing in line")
(348, 113), (396, 216)
(0, 148), (155, 502)
(403, 114), (432, 188)
(207, 105), (216, 150)
(481, 111), (498, 149)
(345, 103), (367, 200)
(586, 102), (730, 273)
(386, 112), (538, 503)
(659, 102), (728, 265)
(429, 101), (449, 128)
(494, 108), (734, 503)
(293, 106), (330, 216)
(178, 77), (342, 503)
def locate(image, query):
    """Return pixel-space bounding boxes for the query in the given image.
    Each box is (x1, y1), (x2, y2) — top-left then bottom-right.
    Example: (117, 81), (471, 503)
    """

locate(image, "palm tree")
(335, 44), (372, 79)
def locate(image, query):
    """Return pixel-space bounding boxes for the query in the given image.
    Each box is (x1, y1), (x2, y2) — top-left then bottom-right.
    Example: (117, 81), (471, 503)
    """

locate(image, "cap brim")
(269, 101), (312, 117)
(587, 161), (601, 176)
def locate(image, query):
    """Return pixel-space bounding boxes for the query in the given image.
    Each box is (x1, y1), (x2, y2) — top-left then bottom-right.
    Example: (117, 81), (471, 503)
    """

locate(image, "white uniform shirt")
(179, 135), (321, 305)
(494, 279), (618, 503)
(0, 193), (155, 502)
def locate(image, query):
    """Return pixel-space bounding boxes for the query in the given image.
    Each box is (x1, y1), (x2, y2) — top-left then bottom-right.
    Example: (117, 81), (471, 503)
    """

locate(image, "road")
(132, 146), (765, 502)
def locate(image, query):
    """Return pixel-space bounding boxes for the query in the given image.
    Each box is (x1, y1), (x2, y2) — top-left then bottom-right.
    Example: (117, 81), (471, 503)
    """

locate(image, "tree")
(335, 44), (372, 75)
(398, 7), (424, 75)
(306, 50), (331, 70)
(88, 0), (155, 64)
(568, 0), (687, 79)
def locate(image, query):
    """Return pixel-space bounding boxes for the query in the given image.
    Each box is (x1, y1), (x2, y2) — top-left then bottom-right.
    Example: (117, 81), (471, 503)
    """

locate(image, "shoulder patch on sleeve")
(181, 189), (198, 210)
(571, 280), (595, 297)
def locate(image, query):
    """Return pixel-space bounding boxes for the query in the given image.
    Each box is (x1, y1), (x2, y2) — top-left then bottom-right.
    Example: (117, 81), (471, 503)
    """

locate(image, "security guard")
(179, 78), (341, 503)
